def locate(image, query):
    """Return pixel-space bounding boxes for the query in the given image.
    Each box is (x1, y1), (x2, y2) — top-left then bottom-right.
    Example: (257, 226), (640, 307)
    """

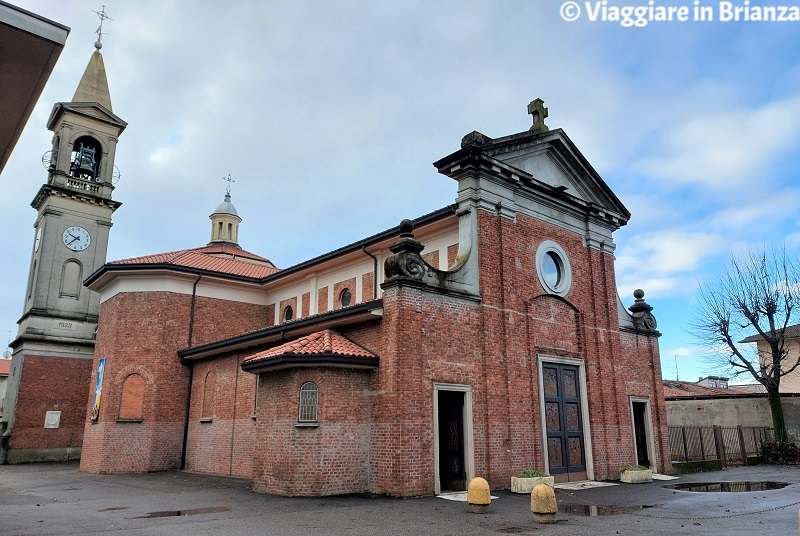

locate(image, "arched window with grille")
(298, 382), (318, 423)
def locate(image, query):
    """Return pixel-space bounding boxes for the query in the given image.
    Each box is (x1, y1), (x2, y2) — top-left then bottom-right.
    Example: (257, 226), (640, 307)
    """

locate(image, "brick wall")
(265, 304), (275, 328)
(252, 367), (373, 496)
(317, 287), (329, 314)
(370, 283), (483, 496)
(185, 353), (257, 477)
(447, 244), (459, 269)
(422, 250), (439, 269)
(81, 291), (267, 474)
(6, 353), (92, 462)
(361, 272), (374, 302)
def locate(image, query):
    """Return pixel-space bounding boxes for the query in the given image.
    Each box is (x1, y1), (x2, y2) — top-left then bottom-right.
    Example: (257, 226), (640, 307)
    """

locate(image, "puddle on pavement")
(663, 481), (788, 493)
(129, 506), (229, 519)
(558, 504), (659, 516)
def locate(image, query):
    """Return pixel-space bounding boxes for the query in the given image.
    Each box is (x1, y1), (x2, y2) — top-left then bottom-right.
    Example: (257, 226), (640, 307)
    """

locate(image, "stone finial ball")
(94, 41), (103, 50)
(633, 289), (645, 300)
(399, 219), (414, 234)
(467, 477), (491, 505)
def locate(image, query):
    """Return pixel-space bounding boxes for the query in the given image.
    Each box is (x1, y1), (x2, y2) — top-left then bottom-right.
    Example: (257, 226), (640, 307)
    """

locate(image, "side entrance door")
(631, 401), (651, 467)
(438, 390), (466, 491)
(543, 363), (587, 483)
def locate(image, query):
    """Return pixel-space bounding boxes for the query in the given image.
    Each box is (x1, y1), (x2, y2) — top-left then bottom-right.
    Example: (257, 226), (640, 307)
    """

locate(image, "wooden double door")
(542, 363), (587, 483)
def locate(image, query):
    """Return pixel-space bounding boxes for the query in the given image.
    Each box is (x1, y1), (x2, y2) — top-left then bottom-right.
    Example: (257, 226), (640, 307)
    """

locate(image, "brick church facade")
(78, 100), (670, 496)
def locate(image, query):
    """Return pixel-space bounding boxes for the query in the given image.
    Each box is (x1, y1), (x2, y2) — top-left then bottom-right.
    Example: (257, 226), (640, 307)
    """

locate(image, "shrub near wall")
(670, 459), (723, 475)
(761, 441), (800, 464)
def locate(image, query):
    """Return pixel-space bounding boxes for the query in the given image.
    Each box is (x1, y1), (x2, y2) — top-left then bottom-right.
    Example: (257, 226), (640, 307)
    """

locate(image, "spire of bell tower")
(72, 7), (113, 110)
(71, 48), (113, 110)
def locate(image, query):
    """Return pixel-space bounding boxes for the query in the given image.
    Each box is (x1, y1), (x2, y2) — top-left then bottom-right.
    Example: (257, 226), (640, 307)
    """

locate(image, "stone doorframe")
(432, 382), (475, 495)
(628, 396), (656, 469)
(536, 354), (595, 481)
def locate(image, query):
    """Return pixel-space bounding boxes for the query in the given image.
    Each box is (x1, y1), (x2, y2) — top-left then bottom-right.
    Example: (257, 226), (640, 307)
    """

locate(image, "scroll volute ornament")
(384, 219), (427, 282)
(628, 289), (658, 332)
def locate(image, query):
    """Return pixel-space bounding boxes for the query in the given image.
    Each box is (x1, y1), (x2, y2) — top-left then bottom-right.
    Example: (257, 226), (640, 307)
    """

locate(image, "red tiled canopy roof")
(108, 243), (279, 279)
(0, 359), (10, 376)
(241, 330), (378, 373)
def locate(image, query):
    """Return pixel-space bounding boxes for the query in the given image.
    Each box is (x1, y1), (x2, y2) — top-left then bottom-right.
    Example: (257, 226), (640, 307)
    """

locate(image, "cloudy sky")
(4, 0), (800, 384)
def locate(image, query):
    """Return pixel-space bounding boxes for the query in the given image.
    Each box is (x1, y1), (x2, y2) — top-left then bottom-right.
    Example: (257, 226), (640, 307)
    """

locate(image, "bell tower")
(1, 20), (126, 463)
(16, 41), (125, 349)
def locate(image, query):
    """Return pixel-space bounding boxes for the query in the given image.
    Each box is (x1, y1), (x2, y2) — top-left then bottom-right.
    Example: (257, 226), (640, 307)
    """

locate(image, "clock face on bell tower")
(62, 226), (91, 251)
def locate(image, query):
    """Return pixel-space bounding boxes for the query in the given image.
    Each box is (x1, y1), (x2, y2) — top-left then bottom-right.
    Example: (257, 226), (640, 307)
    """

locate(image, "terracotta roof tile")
(109, 244), (279, 278)
(243, 330), (376, 366)
(662, 380), (753, 398)
(0, 359), (10, 375)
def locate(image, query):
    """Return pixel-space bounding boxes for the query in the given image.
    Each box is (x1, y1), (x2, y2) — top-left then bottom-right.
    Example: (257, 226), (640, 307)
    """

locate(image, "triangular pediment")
(47, 102), (127, 132)
(487, 129), (628, 219)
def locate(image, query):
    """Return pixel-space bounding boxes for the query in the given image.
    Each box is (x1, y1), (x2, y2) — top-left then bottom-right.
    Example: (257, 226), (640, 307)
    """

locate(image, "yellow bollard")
(467, 477), (491, 514)
(531, 482), (557, 524)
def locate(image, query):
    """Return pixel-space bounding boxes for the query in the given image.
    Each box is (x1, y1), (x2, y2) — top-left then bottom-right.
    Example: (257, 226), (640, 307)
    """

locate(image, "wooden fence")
(668, 425), (773, 466)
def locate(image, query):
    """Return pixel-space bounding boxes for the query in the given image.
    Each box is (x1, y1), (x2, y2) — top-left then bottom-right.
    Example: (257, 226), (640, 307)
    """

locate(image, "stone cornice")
(31, 183), (121, 211)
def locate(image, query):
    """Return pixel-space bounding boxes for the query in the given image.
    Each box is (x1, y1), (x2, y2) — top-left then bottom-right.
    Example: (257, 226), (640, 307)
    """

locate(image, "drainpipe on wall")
(361, 246), (378, 299)
(181, 274), (202, 470)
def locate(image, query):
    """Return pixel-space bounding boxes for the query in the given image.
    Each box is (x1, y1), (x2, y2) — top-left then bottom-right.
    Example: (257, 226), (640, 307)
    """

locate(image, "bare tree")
(691, 247), (800, 442)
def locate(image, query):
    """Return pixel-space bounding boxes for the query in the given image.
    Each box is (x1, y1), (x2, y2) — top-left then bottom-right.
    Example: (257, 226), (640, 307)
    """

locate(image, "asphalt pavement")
(1, 462), (799, 535)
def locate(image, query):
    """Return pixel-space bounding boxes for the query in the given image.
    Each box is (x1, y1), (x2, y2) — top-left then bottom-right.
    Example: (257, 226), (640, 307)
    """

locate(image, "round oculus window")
(283, 306), (294, 322)
(340, 288), (352, 308)
(542, 252), (562, 287)
(535, 241), (572, 296)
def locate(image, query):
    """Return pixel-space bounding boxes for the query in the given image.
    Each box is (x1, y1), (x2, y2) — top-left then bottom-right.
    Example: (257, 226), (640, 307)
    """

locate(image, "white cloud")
(639, 95), (800, 188)
(615, 230), (723, 299)
(707, 189), (800, 230)
(617, 230), (723, 275)
(148, 147), (175, 166)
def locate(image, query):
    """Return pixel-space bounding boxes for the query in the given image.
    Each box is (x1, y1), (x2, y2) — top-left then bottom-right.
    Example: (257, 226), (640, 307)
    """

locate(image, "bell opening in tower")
(69, 136), (102, 182)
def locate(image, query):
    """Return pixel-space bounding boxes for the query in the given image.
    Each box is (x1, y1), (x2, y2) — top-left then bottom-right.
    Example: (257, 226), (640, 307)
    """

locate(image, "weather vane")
(222, 174), (235, 195)
(92, 5), (112, 49)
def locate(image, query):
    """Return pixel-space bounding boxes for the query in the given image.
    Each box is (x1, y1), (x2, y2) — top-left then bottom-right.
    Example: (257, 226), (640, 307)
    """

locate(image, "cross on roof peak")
(528, 98), (549, 134)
